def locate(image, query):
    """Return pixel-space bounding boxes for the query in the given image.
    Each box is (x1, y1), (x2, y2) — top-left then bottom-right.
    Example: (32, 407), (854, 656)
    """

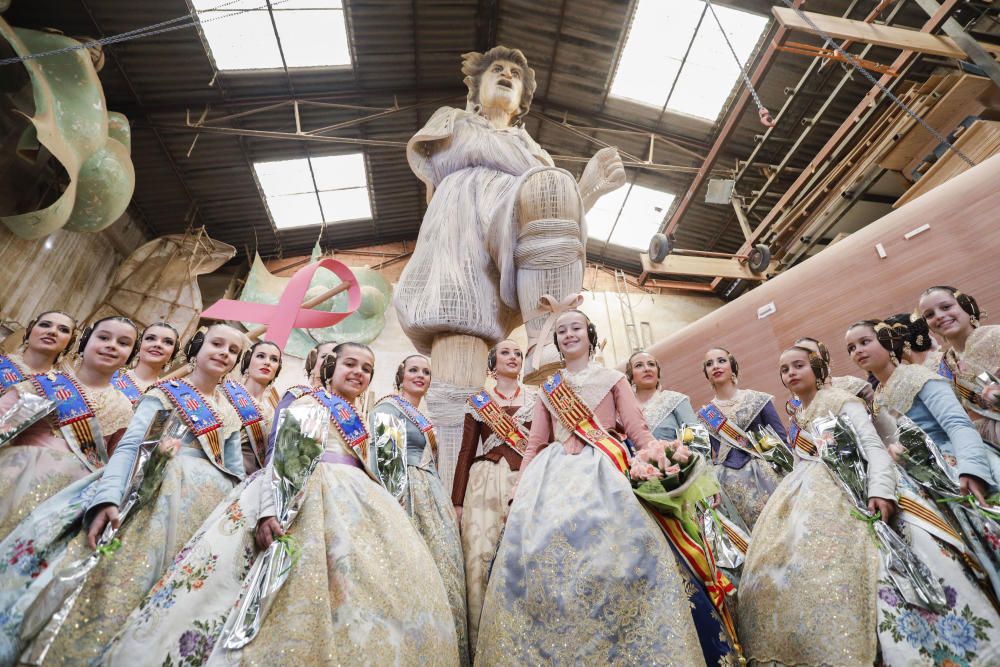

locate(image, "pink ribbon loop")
(201, 258), (362, 351)
(528, 292), (584, 371)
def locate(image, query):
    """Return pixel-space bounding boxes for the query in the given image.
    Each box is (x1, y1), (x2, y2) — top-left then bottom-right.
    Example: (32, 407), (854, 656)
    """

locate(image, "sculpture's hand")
(579, 146), (626, 212)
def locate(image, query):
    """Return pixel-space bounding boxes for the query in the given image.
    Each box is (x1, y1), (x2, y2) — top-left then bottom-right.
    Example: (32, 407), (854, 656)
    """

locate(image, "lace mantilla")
(877, 363), (946, 416)
(641, 390), (689, 431)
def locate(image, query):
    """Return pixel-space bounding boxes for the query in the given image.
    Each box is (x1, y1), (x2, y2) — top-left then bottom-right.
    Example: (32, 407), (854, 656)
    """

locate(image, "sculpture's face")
(479, 59), (524, 118)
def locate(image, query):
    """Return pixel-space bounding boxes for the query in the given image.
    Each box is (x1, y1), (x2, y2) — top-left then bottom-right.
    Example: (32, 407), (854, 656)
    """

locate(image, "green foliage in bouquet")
(272, 406), (326, 493)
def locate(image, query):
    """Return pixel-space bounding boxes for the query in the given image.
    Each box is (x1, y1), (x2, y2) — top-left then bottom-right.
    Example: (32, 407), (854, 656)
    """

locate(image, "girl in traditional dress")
(627, 351), (697, 441)
(699, 347), (786, 529)
(452, 339), (534, 655)
(0, 310), (76, 394)
(370, 355), (469, 665)
(845, 319), (1000, 665)
(101, 342), (459, 666)
(0, 316), (136, 541)
(919, 286), (1000, 450)
(477, 310), (739, 666)
(223, 339), (281, 476)
(109, 322), (179, 405)
(739, 345), (898, 666)
(20, 323), (246, 665)
(264, 339), (335, 460)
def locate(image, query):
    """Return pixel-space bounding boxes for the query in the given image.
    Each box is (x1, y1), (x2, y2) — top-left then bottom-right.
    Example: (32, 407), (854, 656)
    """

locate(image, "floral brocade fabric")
(40, 453), (237, 665)
(0, 382), (132, 542)
(406, 465), (470, 665)
(103, 438), (459, 666)
(738, 460), (880, 666)
(460, 457), (517, 655)
(229, 464), (458, 666)
(476, 444), (708, 666)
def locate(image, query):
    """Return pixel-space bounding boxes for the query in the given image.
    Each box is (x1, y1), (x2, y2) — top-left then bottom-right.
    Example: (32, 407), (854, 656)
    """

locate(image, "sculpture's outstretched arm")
(577, 146), (627, 213)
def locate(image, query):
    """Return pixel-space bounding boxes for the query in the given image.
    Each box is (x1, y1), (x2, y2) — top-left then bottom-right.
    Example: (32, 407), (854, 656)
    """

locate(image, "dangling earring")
(971, 315), (980, 328)
(815, 378), (824, 390)
(731, 375), (739, 386)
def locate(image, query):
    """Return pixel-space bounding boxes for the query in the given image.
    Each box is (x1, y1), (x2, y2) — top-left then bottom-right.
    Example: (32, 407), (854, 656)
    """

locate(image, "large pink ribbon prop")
(201, 258), (362, 351)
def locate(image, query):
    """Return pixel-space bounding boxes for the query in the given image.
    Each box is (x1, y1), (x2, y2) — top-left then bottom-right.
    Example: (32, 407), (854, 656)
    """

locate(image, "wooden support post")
(640, 253), (767, 281)
(731, 198), (754, 240)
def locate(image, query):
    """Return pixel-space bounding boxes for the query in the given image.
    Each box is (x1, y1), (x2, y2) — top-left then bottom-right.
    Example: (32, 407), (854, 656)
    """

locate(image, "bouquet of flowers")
(891, 415), (1000, 600)
(809, 412), (947, 612)
(19, 409), (180, 662)
(0, 393), (54, 447)
(700, 503), (750, 574)
(752, 424), (794, 475)
(679, 423), (711, 459)
(216, 402), (329, 650)
(369, 412), (408, 504)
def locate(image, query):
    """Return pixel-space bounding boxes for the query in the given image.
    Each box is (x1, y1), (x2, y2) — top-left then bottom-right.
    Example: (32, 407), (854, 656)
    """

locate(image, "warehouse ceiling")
(2, 0), (960, 278)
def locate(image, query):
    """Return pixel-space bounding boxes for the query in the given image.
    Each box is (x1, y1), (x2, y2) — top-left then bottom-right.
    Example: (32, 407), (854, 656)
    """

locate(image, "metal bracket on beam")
(775, 41), (899, 76)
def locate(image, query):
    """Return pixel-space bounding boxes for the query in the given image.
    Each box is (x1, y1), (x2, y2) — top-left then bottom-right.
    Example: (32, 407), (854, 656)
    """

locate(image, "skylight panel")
(192, 0), (351, 71)
(587, 184), (675, 251)
(610, 0), (768, 121)
(254, 153), (372, 230)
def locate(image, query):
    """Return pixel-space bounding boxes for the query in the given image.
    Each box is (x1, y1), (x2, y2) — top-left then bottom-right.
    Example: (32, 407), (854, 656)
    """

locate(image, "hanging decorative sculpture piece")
(0, 19), (135, 239)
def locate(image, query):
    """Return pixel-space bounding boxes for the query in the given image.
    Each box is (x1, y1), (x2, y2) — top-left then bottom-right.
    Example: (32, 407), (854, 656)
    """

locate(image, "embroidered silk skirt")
(408, 464), (469, 666)
(460, 457), (518, 655)
(738, 461), (880, 666)
(32, 451), (236, 666)
(476, 443), (708, 666)
(103, 461), (459, 666)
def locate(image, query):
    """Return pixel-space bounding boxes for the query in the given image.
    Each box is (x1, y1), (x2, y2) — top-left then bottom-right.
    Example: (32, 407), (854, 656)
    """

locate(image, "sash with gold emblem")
(469, 389), (528, 455)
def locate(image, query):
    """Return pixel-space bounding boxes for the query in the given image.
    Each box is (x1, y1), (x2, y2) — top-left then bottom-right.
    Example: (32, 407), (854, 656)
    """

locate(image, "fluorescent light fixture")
(588, 184), (675, 251)
(192, 0), (350, 71)
(254, 153), (372, 230)
(610, 0), (768, 121)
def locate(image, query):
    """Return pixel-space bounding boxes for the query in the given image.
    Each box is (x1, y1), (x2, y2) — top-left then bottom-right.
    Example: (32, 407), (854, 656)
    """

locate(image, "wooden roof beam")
(772, 6), (1000, 59)
(661, 1), (805, 238)
(714, 0), (963, 289)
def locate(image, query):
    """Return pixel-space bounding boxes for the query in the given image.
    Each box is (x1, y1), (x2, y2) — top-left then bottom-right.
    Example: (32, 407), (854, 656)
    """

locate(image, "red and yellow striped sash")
(541, 372), (629, 474)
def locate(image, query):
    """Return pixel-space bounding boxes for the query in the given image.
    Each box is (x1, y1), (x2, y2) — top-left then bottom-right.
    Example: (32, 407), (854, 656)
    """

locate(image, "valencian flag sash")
(698, 402), (764, 461)
(156, 379), (229, 474)
(222, 379), (268, 467)
(787, 418), (821, 460)
(310, 390), (369, 462)
(540, 371), (629, 473)
(939, 350), (1000, 422)
(0, 354), (27, 392)
(383, 394), (438, 462)
(31, 372), (107, 470)
(110, 369), (143, 405)
(541, 371), (739, 653)
(469, 390), (528, 455)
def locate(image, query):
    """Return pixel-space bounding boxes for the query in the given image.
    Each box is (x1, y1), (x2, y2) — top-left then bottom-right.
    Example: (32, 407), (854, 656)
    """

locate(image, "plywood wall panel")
(0, 214), (148, 328)
(648, 153), (1000, 413)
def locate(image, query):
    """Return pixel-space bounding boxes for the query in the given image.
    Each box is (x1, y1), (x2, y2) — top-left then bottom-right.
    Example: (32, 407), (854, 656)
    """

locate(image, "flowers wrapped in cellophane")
(630, 441), (718, 531)
(700, 499), (751, 576)
(0, 393), (54, 447)
(752, 424), (794, 475)
(679, 423), (711, 459)
(808, 412), (947, 612)
(19, 409), (180, 664)
(216, 402), (329, 651)
(369, 412), (408, 505)
(892, 415), (1000, 600)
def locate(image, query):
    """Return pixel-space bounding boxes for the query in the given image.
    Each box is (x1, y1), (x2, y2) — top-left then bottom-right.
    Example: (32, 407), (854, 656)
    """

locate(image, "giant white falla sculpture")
(394, 46), (626, 487)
